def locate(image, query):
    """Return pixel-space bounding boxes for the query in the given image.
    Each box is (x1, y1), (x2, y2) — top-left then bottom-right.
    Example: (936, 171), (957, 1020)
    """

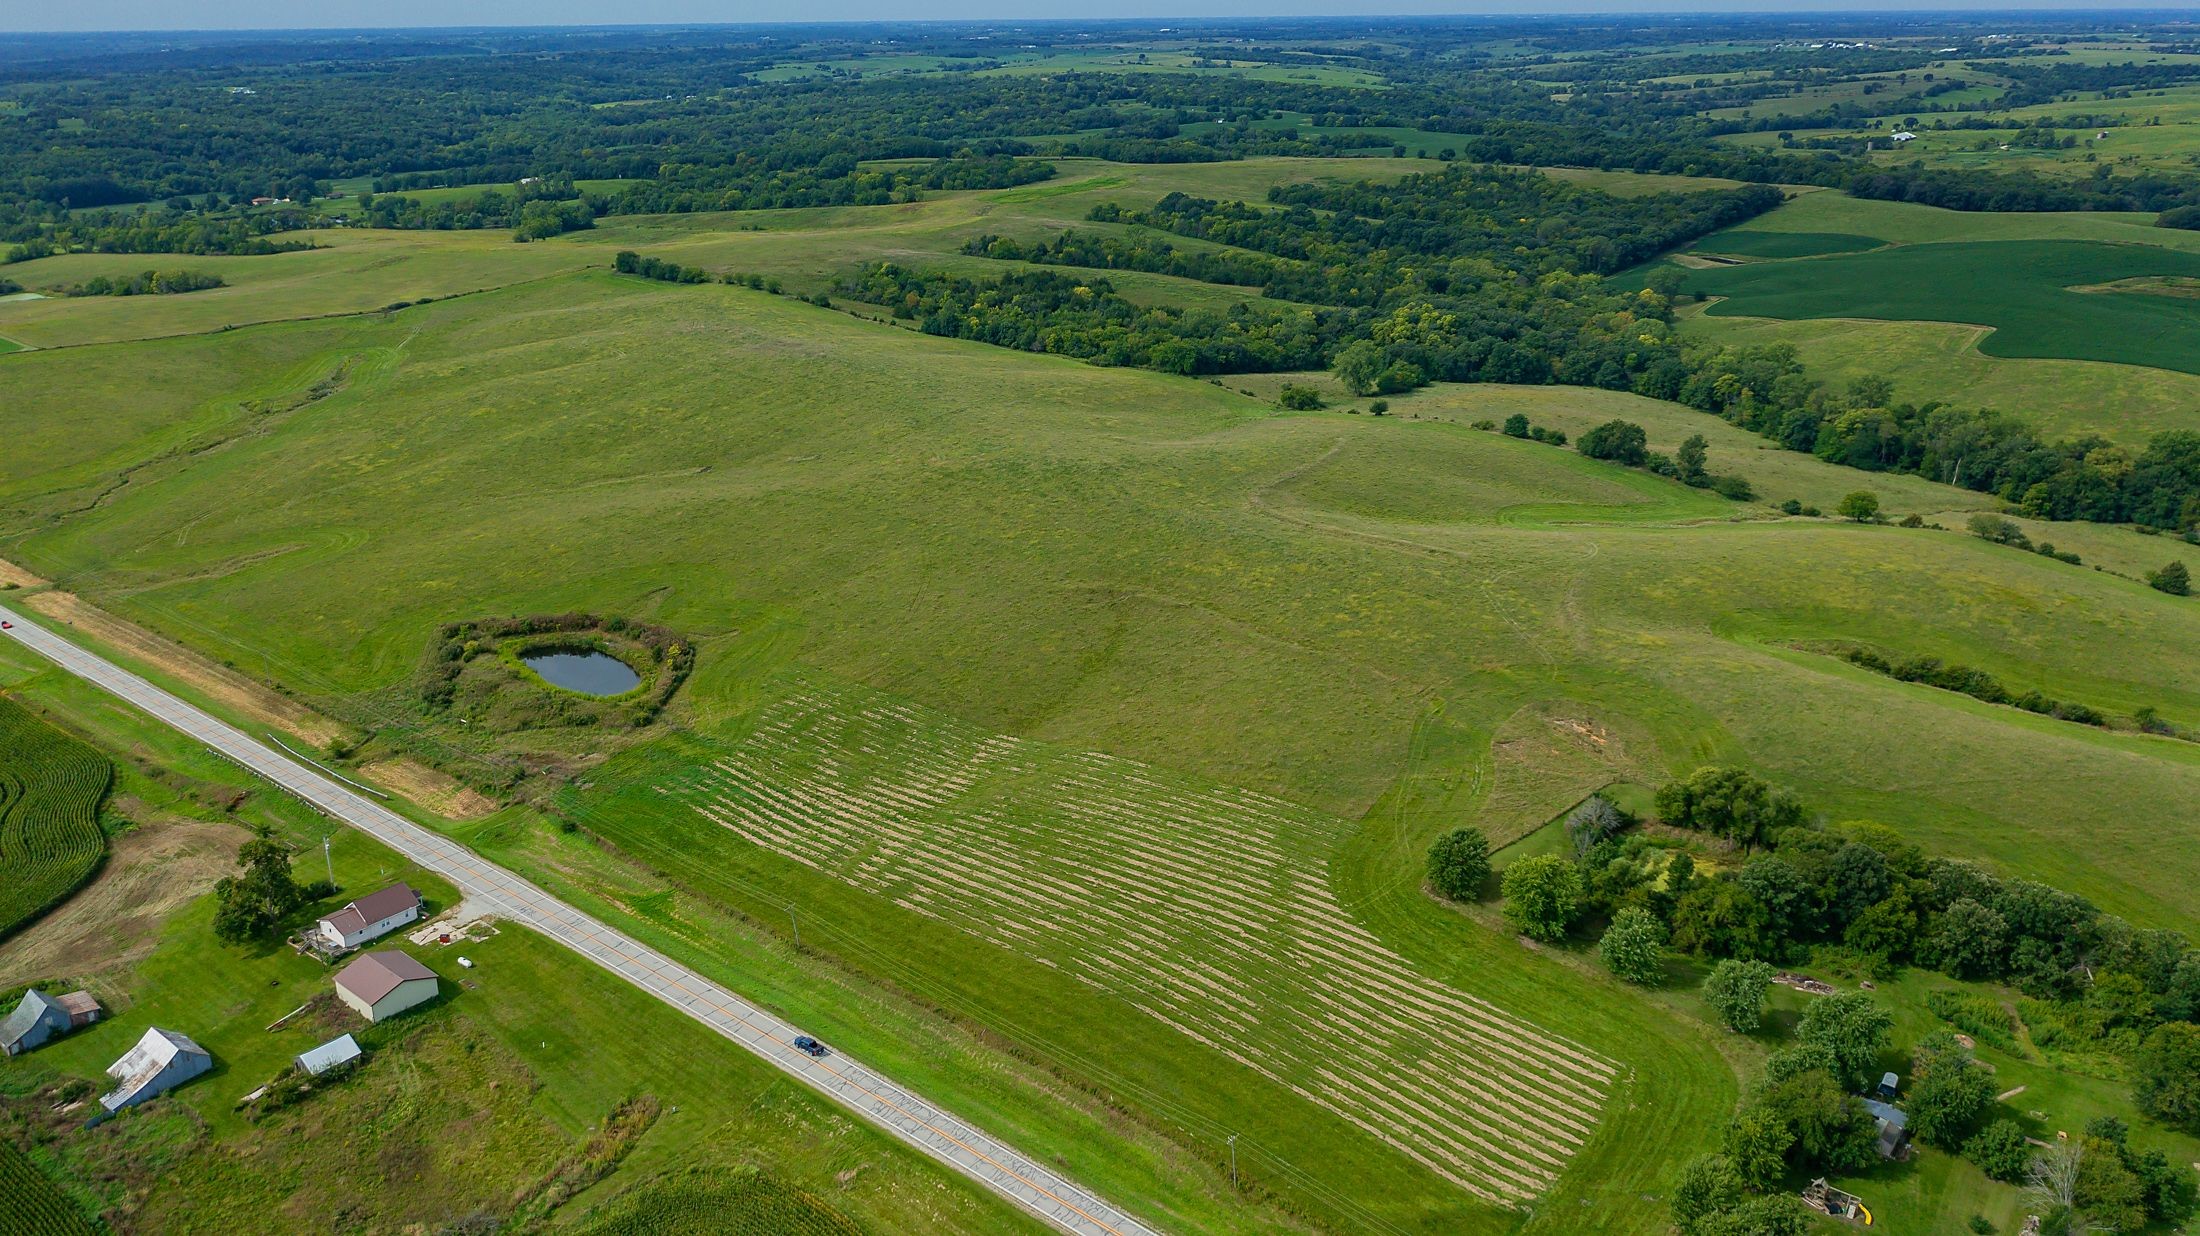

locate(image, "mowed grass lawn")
(3, 267), (2199, 1226)
(1685, 239), (2200, 374)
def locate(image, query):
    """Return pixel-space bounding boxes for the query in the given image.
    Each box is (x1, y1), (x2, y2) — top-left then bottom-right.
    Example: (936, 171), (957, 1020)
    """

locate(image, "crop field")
(1664, 191), (2200, 438)
(0, 1141), (98, 1236)
(667, 677), (1614, 1202)
(1684, 238), (2200, 374)
(0, 695), (109, 941)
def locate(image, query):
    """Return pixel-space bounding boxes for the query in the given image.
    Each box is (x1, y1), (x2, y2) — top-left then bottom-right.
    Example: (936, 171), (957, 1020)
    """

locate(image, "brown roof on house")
(334, 951), (436, 1007)
(322, 883), (421, 935)
(55, 992), (100, 1018)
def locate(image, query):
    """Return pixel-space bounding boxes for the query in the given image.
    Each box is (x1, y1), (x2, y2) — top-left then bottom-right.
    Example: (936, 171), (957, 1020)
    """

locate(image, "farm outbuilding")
(1863, 1098), (1912, 1160)
(295, 1033), (361, 1076)
(333, 951), (438, 1023)
(317, 883), (423, 950)
(1, 989), (100, 1056)
(100, 1027), (212, 1112)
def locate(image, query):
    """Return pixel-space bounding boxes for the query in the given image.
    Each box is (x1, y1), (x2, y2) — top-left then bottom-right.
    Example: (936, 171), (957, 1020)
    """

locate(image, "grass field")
(1689, 230), (1883, 259)
(0, 694), (109, 942)
(1685, 239), (2200, 375)
(570, 1165), (864, 1234)
(5, 164), (2200, 1228)
(0, 228), (596, 349)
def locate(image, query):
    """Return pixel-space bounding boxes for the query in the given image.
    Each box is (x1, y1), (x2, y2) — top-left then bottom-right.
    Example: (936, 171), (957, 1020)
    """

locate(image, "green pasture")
(1698, 189), (2185, 249)
(1690, 229), (1882, 259)
(4, 210), (2200, 1228)
(0, 228), (596, 349)
(1685, 239), (2200, 375)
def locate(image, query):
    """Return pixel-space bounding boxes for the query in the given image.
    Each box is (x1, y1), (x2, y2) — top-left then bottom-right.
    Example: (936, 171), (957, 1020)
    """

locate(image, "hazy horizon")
(8, 1), (2191, 36)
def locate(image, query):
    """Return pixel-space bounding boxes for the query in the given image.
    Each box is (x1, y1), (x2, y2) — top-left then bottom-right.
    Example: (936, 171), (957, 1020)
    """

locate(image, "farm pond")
(522, 649), (640, 696)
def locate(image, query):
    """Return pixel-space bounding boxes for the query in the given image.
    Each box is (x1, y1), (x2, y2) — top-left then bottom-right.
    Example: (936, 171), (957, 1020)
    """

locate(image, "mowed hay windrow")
(664, 681), (1616, 1202)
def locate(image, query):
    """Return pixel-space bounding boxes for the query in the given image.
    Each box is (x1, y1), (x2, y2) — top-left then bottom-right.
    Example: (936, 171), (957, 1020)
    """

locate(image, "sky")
(7, 1), (2189, 35)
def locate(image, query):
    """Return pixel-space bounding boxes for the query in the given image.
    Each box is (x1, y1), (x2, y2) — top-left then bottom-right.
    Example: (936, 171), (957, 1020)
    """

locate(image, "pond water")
(522, 649), (641, 696)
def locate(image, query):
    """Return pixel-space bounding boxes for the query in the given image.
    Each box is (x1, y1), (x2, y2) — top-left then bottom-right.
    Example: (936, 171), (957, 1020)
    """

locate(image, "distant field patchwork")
(660, 680), (1616, 1202)
(1687, 239), (2200, 375)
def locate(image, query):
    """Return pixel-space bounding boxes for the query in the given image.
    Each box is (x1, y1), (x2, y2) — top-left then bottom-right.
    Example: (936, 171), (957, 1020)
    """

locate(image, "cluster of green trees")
(1837, 646), (2114, 729)
(3, 212), (315, 264)
(611, 251), (713, 284)
(211, 828), (333, 944)
(63, 268), (223, 296)
(836, 263), (1339, 374)
(1677, 344), (2200, 533)
(1575, 418), (1755, 500)
(1850, 163), (2200, 214)
(602, 155), (1050, 216)
(1430, 768), (2200, 1137)
(352, 178), (601, 238)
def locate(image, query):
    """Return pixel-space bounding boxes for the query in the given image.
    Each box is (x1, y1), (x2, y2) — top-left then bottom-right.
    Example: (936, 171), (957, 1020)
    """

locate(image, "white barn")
(101, 1027), (212, 1112)
(317, 883), (422, 950)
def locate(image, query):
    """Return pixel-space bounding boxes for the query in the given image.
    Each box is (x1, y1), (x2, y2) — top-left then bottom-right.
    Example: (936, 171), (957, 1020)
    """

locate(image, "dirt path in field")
(0, 556), (47, 588)
(21, 588), (348, 746)
(0, 812), (244, 989)
(360, 759), (498, 821)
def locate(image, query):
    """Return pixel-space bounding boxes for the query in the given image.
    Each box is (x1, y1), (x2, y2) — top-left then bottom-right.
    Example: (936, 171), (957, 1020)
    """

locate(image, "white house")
(317, 883), (422, 950)
(333, 951), (439, 1023)
(1889, 131), (1917, 143)
(100, 1027), (212, 1112)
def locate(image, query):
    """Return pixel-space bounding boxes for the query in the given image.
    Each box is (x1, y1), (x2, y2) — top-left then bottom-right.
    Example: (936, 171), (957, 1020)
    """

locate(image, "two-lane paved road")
(1, 603), (1160, 1236)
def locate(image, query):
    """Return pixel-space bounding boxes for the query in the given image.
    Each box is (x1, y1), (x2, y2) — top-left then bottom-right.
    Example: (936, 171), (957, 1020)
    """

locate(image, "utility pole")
(789, 906), (801, 951)
(322, 835), (335, 886)
(1226, 1134), (1238, 1191)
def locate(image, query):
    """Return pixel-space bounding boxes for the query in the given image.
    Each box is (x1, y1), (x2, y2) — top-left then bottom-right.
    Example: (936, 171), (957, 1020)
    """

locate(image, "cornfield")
(0, 695), (112, 942)
(0, 1140), (102, 1235)
(573, 1166), (863, 1235)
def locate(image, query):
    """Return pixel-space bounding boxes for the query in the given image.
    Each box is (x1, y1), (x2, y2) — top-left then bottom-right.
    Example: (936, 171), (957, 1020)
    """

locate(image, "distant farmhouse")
(0, 989), (101, 1056)
(101, 1027), (211, 1112)
(317, 883), (422, 951)
(1889, 131), (1918, 143)
(334, 951), (438, 1023)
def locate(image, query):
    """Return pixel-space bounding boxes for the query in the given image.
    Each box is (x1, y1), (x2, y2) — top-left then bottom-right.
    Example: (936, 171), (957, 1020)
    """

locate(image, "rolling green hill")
(3, 259), (2198, 1231)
